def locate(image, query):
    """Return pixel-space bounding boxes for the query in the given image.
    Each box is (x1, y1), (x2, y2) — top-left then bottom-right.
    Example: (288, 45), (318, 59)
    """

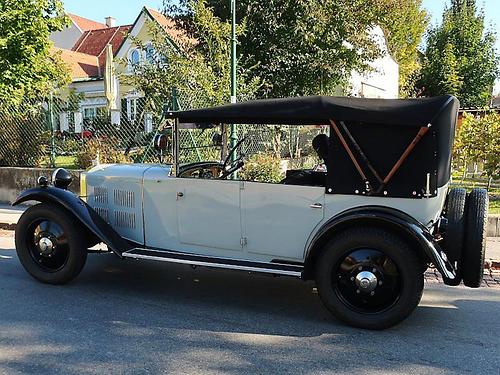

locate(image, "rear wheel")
(315, 228), (424, 330)
(462, 189), (488, 288)
(15, 203), (87, 285)
(442, 188), (467, 285)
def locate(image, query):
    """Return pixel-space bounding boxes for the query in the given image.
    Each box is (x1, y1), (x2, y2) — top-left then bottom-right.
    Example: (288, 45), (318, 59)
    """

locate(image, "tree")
(455, 112), (500, 185)
(376, 0), (429, 97)
(418, 0), (499, 107)
(0, 0), (70, 105)
(123, 0), (260, 108)
(167, 0), (386, 98)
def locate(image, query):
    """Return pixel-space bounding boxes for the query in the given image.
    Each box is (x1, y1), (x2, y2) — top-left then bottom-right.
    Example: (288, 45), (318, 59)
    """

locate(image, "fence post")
(172, 87), (179, 111)
(48, 93), (56, 168)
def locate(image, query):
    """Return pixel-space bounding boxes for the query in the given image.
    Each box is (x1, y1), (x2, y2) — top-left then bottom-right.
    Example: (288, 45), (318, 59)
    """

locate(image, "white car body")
(83, 163), (448, 264)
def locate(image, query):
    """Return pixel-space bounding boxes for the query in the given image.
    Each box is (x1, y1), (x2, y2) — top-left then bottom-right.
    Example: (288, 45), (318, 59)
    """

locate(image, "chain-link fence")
(173, 89), (326, 168)
(0, 94), (168, 169)
(0, 88), (325, 170)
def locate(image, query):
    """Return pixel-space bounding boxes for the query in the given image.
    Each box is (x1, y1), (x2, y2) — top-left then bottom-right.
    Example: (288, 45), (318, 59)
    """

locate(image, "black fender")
(304, 206), (456, 284)
(12, 187), (132, 257)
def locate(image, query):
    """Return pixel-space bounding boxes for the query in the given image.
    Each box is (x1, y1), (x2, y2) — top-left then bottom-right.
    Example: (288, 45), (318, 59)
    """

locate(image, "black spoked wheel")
(15, 203), (87, 285)
(334, 249), (401, 314)
(316, 228), (424, 330)
(25, 219), (70, 272)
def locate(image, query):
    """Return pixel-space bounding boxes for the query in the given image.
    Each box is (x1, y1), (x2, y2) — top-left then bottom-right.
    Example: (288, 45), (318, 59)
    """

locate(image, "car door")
(241, 182), (325, 260)
(175, 178), (242, 252)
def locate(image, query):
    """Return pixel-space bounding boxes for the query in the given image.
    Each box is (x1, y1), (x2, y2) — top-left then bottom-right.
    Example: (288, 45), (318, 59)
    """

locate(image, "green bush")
(75, 139), (130, 169)
(240, 153), (283, 183)
(0, 109), (48, 167)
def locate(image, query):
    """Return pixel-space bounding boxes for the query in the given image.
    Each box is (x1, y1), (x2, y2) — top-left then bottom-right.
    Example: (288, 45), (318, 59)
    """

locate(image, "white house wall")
(50, 22), (83, 50)
(349, 26), (399, 99)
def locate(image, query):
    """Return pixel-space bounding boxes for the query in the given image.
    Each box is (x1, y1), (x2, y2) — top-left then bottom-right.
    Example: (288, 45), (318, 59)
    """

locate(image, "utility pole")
(229, 0), (237, 176)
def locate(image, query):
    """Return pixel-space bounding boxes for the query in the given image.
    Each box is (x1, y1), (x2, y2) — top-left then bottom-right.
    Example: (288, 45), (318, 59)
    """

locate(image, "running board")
(122, 248), (303, 277)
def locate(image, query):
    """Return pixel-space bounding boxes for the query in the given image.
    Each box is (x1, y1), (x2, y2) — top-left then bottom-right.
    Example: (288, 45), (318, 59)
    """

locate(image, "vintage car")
(13, 95), (488, 330)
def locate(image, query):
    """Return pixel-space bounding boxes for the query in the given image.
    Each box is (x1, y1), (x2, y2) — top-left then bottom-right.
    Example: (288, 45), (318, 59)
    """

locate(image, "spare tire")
(442, 188), (467, 285)
(462, 188), (489, 288)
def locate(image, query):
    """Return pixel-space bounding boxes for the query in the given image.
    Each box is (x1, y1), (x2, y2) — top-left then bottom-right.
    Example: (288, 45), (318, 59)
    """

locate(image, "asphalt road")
(0, 232), (499, 375)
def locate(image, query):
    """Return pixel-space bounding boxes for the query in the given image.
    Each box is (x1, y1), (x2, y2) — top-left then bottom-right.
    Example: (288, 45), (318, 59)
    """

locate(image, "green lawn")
(40, 155), (78, 169)
(450, 173), (499, 214)
(490, 200), (500, 215)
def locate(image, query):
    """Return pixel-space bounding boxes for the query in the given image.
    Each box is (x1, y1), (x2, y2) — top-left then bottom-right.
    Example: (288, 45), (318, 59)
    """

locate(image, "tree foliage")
(454, 112), (500, 181)
(376, 0), (429, 97)
(122, 0), (260, 109)
(167, 0), (387, 98)
(418, 0), (499, 107)
(0, 0), (70, 105)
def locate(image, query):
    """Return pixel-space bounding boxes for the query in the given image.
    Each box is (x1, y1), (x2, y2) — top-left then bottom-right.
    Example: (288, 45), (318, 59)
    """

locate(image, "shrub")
(240, 153), (283, 183)
(0, 108), (47, 167)
(75, 139), (130, 169)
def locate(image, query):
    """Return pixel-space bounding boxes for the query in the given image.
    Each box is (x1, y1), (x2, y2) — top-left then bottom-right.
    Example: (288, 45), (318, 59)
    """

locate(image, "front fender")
(305, 206), (456, 284)
(13, 187), (131, 257)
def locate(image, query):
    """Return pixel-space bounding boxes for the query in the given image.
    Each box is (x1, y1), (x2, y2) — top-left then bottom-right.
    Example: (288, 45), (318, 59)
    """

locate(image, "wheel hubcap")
(355, 271), (378, 292)
(38, 237), (54, 255)
(26, 219), (69, 272)
(333, 248), (401, 314)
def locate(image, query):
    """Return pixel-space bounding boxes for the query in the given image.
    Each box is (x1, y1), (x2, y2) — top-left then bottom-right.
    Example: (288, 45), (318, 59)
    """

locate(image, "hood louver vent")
(114, 189), (135, 208)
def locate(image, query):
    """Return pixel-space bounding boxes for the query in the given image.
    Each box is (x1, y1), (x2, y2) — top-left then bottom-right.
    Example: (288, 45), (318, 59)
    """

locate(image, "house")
(51, 7), (180, 132)
(349, 26), (399, 99)
(51, 8), (399, 134)
(51, 14), (107, 50)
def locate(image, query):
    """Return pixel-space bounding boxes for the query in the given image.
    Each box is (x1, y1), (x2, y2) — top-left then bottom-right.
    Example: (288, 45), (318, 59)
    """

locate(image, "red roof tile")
(52, 47), (100, 79)
(145, 8), (195, 46)
(72, 25), (132, 71)
(68, 13), (107, 32)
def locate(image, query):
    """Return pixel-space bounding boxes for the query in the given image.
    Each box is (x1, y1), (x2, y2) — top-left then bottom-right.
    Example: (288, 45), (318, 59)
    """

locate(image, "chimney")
(105, 17), (116, 27)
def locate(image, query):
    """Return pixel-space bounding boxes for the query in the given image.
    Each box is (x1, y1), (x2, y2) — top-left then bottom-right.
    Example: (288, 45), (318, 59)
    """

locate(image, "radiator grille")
(113, 189), (135, 208)
(93, 207), (109, 223)
(94, 187), (108, 204)
(114, 211), (136, 229)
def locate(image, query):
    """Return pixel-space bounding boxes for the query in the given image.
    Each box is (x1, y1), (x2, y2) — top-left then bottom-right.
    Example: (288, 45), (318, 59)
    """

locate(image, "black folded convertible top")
(167, 95), (457, 127)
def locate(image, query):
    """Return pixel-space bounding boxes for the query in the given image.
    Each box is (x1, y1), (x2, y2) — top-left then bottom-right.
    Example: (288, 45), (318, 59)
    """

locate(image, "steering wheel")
(220, 137), (247, 179)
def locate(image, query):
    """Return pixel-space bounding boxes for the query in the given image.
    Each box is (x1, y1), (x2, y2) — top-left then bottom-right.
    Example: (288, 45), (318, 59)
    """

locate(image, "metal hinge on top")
(240, 237), (247, 247)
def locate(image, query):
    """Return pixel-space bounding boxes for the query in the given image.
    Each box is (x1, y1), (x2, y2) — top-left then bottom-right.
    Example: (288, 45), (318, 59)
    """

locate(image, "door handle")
(310, 203), (323, 209)
(177, 192), (184, 199)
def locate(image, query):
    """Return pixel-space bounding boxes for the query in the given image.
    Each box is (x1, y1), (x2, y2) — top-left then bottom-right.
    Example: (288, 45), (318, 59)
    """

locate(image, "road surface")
(0, 232), (499, 374)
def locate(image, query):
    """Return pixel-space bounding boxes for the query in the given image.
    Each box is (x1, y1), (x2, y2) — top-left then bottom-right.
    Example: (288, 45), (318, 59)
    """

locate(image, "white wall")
(349, 26), (399, 99)
(50, 22), (83, 50)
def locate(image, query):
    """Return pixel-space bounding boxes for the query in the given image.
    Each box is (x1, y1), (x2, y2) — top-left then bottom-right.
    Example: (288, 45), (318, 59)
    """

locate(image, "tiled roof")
(53, 47), (100, 79)
(145, 7), (195, 46)
(72, 25), (132, 69)
(67, 13), (107, 31)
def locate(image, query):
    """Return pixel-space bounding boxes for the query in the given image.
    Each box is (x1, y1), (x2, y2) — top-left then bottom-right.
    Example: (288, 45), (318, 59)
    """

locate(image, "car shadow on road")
(1, 249), (500, 374)
(76, 253), (500, 336)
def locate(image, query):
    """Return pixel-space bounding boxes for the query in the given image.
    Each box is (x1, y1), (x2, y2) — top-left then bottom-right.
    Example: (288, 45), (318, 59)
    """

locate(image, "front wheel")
(315, 228), (424, 330)
(15, 203), (87, 285)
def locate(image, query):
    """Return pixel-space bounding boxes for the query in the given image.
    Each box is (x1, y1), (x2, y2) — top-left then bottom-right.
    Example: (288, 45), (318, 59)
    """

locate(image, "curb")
(488, 215), (500, 237)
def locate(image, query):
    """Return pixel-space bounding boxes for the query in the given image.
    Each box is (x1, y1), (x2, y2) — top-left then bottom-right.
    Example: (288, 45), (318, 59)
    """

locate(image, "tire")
(15, 203), (87, 285)
(442, 188), (467, 285)
(462, 188), (488, 288)
(315, 227), (424, 330)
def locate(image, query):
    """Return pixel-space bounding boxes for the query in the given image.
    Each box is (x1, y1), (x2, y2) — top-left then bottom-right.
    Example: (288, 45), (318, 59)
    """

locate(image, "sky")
(64, 0), (500, 93)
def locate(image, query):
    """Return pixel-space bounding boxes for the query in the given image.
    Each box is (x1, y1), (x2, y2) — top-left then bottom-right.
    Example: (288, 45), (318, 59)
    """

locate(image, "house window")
(127, 98), (139, 121)
(129, 49), (141, 69)
(146, 43), (155, 64)
(83, 107), (106, 120)
(83, 107), (97, 120)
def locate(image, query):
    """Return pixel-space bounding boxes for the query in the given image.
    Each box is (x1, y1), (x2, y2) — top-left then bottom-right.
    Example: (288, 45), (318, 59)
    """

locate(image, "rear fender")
(13, 187), (131, 257)
(304, 206), (457, 284)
